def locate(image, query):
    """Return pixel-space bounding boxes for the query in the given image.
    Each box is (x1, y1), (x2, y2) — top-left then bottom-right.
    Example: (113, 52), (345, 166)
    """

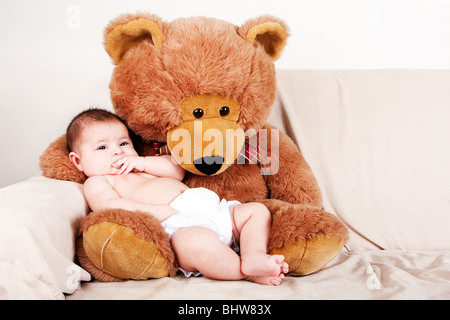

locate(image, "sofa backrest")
(270, 69), (450, 251)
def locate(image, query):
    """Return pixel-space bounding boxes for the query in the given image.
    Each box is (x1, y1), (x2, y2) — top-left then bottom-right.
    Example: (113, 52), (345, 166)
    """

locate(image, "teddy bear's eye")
(220, 106), (230, 117)
(193, 108), (204, 119)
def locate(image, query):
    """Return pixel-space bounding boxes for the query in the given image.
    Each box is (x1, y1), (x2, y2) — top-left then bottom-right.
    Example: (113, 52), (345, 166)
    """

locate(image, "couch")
(1, 69), (449, 300)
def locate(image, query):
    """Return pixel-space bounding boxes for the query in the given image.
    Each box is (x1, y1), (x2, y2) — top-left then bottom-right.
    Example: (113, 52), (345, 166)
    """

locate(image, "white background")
(1, 0), (450, 187)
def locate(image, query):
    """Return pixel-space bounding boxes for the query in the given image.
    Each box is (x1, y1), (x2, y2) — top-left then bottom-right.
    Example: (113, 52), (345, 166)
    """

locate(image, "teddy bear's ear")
(104, 14), (165, 65)
(239, 15), (289, 60)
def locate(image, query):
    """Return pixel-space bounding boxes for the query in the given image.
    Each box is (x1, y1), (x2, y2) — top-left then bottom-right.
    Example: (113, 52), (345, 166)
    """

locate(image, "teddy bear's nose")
(194, 156), (224, 175)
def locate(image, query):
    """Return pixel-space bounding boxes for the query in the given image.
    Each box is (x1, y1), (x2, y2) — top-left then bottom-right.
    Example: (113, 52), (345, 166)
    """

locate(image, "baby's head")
(67, 108), (138, 177)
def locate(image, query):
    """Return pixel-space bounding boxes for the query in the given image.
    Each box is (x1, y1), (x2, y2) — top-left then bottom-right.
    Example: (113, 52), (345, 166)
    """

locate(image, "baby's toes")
(272, 255), (285, 265)
(281, 262), (289, 274)
(269, 276), (283, 286)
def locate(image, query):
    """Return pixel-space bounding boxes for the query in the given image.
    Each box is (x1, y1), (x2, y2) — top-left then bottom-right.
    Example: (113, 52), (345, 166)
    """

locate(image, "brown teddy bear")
(40, 12), (349, 281)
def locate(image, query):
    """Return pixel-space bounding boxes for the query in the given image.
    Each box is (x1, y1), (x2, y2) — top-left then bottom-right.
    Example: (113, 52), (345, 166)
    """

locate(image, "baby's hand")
(112, 156), (145, 174)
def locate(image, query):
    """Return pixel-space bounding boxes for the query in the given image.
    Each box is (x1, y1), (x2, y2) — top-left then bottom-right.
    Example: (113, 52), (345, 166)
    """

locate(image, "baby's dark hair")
(66, 108), (126, 152)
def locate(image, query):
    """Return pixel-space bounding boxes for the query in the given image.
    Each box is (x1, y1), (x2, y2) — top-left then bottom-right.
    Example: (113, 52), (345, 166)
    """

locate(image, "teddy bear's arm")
(261, 124), (323, 207)
(40, 134), (86, 183)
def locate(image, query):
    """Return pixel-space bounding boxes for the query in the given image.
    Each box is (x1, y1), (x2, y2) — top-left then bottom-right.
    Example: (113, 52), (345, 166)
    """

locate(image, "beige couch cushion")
(0, 176), (91, 299)
(273, 69), (450, 251)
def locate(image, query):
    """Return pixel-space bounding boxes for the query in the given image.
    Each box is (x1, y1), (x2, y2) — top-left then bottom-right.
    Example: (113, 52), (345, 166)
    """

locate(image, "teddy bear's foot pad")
(270, 235), (344, 276)
(81, 222), (170, 280)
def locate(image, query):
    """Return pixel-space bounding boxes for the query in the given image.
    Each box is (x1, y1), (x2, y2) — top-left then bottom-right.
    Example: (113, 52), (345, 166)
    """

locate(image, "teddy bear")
(40, 12), (349, 281)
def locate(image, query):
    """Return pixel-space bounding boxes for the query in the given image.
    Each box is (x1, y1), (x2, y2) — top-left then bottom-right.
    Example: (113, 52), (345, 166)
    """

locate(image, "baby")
(67, 108), (288, 285)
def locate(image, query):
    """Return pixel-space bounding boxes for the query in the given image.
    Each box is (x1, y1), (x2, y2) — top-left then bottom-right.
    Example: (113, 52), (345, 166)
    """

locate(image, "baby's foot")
(246, 273), (285, 286)
(242, 254), (289, 286)
(242, 254), (288, 277)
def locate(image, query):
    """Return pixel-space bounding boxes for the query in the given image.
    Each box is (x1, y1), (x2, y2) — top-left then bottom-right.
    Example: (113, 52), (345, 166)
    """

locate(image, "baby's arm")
(83, 176), (178, 222)
(113, 155), (185, 180)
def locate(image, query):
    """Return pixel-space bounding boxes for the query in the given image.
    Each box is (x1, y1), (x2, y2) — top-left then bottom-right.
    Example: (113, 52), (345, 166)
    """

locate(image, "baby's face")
(73, 121), (138, 177)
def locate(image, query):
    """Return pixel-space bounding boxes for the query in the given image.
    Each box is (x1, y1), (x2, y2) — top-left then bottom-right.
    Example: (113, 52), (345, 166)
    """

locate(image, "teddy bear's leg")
(77, 209), (178, 281)
(270, 234), (345, 276)
(262, 199), (349, 276)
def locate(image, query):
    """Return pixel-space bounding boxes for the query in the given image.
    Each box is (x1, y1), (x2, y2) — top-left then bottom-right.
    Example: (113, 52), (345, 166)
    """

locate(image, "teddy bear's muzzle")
(167, 119), (244, 176)
(193, 156), (225, 176)
(166, 94), (245, 176)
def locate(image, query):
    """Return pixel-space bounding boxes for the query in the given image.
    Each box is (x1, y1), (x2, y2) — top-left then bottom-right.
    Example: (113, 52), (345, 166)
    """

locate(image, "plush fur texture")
(78, 209), (177, 281)
(40, 12), (349, 280)
(106, 13), (279, 143)
(40, 134), (86, 184)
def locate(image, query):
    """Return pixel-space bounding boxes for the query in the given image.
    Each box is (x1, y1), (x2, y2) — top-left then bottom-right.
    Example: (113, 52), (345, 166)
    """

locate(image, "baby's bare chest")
(109, 173), (151, 196)
(108, 173), (187, 204)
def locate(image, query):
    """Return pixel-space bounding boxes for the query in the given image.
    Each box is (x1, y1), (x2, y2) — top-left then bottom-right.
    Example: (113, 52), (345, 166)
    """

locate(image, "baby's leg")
(231, 203), (289, 285)
(171, 226), (245, 281)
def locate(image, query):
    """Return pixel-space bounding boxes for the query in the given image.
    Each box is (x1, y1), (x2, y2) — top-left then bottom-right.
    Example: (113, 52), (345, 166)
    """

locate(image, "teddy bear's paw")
(77, 209), (177, 281)
(270, 234), (344, 276)
(267, 202), (349, 276)
(81, 221), (170, 280)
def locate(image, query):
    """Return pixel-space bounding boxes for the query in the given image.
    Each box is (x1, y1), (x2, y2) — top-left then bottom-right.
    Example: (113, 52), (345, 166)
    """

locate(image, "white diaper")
(162, 187), (241, 277)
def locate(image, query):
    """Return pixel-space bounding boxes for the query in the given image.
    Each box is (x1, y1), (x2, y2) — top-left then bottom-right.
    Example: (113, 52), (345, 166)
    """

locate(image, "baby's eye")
(97, 145), (106, 150)
(120, 141), (129, 146)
